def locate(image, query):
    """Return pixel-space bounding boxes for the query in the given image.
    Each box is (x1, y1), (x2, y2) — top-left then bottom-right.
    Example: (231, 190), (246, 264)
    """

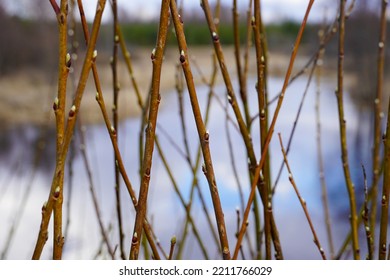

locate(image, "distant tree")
(344, 0), (387, 108)
(0, 1), (57, 76)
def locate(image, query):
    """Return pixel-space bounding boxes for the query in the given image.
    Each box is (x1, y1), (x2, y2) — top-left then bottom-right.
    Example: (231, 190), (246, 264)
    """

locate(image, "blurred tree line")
(0, 0), (388, 92)
(0, 3), (57, 75)
(343, 0), (390, 108)
(0, 2), (312, 76)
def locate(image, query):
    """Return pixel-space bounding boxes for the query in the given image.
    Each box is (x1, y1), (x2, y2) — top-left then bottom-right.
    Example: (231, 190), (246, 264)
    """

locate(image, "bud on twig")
(132, 232), (138, 245)
(151, 48), (156, 61)
(42, 201), (48, 213)
(204, 130), (210, 143)
(92, 50), (98, 60)
(212, 32), (219, 42)
(53, 97), (59, 111)
(69, 105), (76, 117)
(227, 95), (233, 104)
(144, 167), (151, 179)
(202, 164), (207, 175)
(251, 16), (255, 26)
(110, 125), (117, 136)
(179, 50), (186, 64)
(65, 53), (71, 68)
(53, 186), (60, 200)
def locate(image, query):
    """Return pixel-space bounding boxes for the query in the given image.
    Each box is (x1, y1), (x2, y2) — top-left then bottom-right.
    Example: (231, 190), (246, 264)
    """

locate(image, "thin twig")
(1, 133), (44, 259)
(49, 0), (60, 16)
(336, 0), (360, 259)
(243, 0), (253, 89)
(233, 0), (251, 126)
(378, 30), (390, 261)
(168, 236), (176, 260)
(278, 133), (326, 260)
(253, 0), (272, 260)
(315, 29), (335, 258)
(361, 165), (374, 260)
(372, 0), (388, 246)
(63, 0), (78, 247)
(78, 125), (115, 259)
(225, 99), (245, 213)
(267, 12), (341, 107)
(271, 54), (320, 194)
(110, 0), (126, 260)
(335, 170), (383, 259)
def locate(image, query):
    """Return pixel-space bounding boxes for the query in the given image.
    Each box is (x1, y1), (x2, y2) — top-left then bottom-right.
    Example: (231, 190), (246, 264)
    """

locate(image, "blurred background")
(0, 0), (389, 259)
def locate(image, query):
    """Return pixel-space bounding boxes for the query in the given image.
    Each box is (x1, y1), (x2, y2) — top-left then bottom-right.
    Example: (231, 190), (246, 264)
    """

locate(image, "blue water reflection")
(0, 76), (375, 259)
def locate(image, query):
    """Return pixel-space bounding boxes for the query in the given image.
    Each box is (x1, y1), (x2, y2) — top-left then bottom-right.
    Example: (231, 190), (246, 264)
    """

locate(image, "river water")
(0, 75), (375, 259)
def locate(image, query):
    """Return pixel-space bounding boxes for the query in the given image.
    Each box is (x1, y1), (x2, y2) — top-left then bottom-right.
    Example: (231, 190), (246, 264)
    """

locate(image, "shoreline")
(0, 46), (348, 128)
(0, 46), (231, 127)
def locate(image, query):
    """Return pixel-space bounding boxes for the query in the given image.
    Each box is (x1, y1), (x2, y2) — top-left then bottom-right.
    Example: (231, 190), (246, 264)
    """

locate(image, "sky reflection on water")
(0, 76), (374, 259)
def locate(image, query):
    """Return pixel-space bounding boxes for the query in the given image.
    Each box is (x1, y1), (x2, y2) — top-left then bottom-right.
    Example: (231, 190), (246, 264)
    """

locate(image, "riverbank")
(0, 46), (347, 127)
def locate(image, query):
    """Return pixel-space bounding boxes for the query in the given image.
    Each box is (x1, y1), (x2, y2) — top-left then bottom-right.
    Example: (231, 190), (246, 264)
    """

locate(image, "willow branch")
(373, 0), (388, 246)
(109, 0), (125, 260)
(379, 41), (390, 262)
(336, 0), (360, 259)
(129, 0), (170, 260)
(52, 0), (69, 260)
